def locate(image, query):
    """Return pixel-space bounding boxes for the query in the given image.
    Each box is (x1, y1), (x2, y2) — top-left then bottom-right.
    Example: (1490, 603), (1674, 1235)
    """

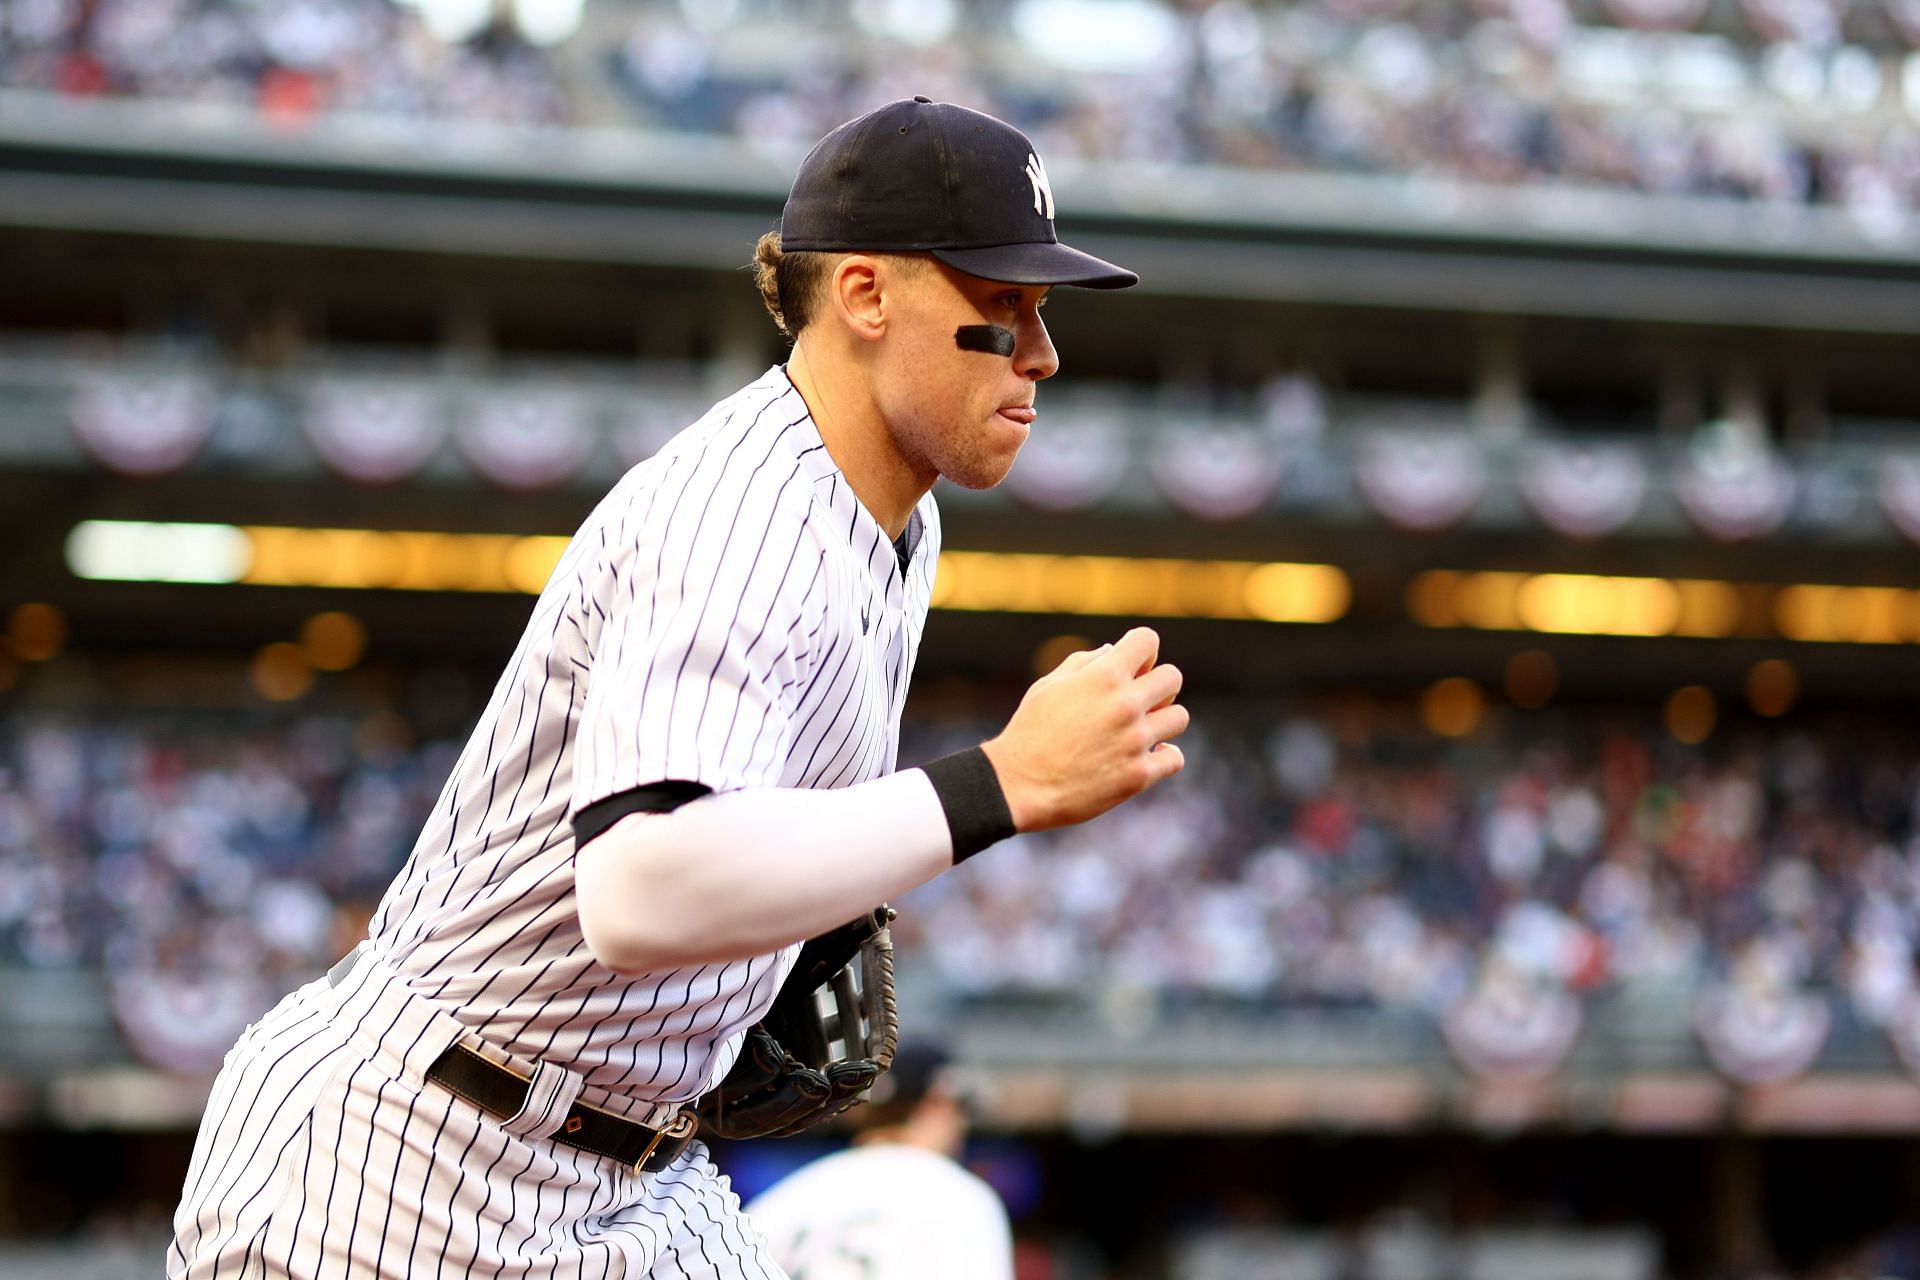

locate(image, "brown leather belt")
(425, 1044), (698, 1175)
(325, 947), (694, 1174)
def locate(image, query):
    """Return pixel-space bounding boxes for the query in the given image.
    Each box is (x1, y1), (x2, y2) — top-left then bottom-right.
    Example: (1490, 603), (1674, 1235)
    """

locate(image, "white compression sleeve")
(573, 768), (957, 974)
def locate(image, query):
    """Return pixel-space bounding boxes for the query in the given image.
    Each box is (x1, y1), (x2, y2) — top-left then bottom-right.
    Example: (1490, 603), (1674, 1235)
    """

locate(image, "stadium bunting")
(109, 968), (273, 1075)
(1150, 420), (1286, 520)
(1674, 445), (1797, 542)
(1003, 415), (1130, 512)
(1519, 441), (1649, 540)
(1696, 982), (1832, 1085)
(1442, 964), (1583, 1081)
(1740, 0), (1840, 46)
(1602, 0), (1710, 29)
(1354, 429), (1486, 531)
(458, 388), (597, 490)
(304, 378), (446, 485)
(1876, 455), (1920, 547)
(1892, 998), (1920, 1079)
(70, 370), (217, 477)
(615, 393), (713, 468)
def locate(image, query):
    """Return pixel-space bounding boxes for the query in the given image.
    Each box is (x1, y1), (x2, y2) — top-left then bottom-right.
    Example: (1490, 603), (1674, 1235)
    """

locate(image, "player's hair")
(752, 231), (828, 340)
(752, 232), (928, 340)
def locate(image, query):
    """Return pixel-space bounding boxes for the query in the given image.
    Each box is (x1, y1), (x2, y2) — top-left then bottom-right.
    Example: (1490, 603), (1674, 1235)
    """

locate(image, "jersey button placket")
(883, 568), (909, 706)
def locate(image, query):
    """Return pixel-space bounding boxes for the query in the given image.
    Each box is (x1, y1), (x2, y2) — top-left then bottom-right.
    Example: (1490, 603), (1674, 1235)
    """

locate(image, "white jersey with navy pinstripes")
(166, 366), (938, 1280)
(365, 363), (938, 1109)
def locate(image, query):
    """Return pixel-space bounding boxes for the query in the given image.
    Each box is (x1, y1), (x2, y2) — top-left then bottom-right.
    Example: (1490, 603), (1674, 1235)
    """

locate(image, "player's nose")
(1017, 312), (1059, 382)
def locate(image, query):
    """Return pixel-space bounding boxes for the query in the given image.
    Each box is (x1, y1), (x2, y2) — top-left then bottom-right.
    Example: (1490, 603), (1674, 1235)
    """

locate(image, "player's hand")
(980, 626), (1187, 832)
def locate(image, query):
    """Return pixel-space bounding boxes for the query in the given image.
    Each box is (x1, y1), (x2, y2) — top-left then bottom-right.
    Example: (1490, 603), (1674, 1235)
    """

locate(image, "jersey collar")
(768, 365), (928, 594)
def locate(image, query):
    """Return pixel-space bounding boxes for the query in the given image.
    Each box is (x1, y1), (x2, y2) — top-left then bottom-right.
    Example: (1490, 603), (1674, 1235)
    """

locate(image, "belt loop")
(499, 1057), (584, 1142)
(326, 942), (369, 989)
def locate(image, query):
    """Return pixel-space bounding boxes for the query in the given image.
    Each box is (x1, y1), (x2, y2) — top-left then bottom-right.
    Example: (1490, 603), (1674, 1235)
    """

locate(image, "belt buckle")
(632, 1110), (697, 1176)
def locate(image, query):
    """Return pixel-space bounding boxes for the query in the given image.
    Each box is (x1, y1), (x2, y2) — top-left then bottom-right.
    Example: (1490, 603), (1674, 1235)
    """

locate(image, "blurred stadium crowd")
(0, 711), (447, 983)
(3, 0), (1919, 219)
(5, 698), (1917, 1074)
(898, 706), (1920, 1059)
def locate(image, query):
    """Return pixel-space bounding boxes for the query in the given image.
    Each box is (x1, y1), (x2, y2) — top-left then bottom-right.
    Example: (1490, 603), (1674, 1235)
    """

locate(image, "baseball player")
(746, 1042), (1014, 1280)
(168, 96), (1186, 1279)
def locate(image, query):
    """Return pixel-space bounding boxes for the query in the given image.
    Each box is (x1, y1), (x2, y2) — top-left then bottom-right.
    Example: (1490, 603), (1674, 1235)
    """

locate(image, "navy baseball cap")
(779, 97), (1138, 290)
(853, 1040), (973, 1127)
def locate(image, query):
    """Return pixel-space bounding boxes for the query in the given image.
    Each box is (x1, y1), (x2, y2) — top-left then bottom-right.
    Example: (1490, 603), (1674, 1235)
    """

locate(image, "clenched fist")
(980, 626), (1189, 832)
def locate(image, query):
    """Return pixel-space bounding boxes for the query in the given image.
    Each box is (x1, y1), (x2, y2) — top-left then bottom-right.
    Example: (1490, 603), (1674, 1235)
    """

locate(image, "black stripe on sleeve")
(572, 780), (714, 849)
(920, 746), (1017, 863)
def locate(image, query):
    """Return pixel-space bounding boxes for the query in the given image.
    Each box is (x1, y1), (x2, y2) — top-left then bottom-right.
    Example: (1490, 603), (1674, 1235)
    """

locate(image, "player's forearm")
(576, 762), (999, 973)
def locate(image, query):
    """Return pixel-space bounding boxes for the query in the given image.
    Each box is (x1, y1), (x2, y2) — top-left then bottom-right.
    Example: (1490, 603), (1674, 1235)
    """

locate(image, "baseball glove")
(695, 905), (900, 1139)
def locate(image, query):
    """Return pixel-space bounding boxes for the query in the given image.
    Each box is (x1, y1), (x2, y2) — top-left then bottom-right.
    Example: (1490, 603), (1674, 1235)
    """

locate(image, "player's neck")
(785, 341), (929, 541)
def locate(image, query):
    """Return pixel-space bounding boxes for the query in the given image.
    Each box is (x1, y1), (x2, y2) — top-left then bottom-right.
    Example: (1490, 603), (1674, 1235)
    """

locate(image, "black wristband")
(920, 747), (1017, 863)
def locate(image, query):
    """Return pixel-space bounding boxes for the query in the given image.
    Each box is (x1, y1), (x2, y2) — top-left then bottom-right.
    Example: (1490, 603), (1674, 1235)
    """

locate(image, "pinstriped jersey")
(363, 366), (940, 1110)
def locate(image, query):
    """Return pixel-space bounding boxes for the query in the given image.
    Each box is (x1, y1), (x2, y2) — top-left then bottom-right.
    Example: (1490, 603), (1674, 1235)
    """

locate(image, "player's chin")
(990, 413), (1031, 457)
(942, 439), (1023, 492)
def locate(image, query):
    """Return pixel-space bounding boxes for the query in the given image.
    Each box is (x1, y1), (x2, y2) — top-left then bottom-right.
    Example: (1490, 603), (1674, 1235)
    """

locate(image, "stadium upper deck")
(2, 0), (1917, 215)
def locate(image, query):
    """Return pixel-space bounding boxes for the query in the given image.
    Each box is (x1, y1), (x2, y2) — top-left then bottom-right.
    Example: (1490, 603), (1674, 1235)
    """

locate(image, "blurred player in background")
(746, 1042), (1012, 1280)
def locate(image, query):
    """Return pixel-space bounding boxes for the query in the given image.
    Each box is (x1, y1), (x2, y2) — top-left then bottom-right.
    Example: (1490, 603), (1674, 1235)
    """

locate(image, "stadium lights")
(63, 521), (1920, 643)
(65, 520), (570, 595)
(243, 526), (570, 594)
(1772, 584), (1920, 645)
(65, 521), (252, 585)
(1410, 569), (1920, 645)
(1410, 569), (1744, 639)
(64, 520), (1351, 624)
(929, 552), (1351, 623)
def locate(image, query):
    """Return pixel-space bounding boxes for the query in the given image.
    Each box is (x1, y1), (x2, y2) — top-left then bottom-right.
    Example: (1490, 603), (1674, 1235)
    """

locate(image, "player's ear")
(827, 255), (888, 344)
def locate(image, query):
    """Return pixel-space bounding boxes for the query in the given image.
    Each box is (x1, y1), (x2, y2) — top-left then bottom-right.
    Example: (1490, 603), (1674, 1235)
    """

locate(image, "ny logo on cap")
(1025, 152), (1055, 222)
